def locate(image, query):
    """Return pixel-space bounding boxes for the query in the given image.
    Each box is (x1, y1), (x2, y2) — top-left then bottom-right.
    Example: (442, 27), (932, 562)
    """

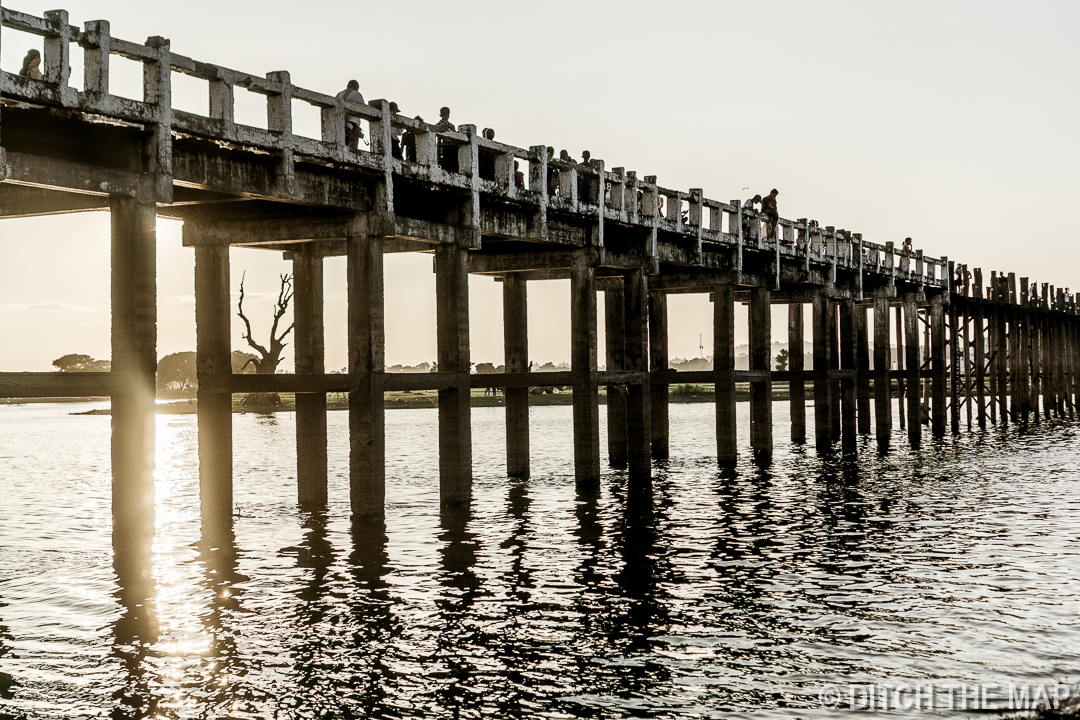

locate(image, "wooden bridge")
(1, 6), (1077, 547)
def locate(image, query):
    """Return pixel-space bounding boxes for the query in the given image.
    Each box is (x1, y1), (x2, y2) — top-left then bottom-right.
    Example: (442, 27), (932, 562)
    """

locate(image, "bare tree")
(237, 273), (294, 405)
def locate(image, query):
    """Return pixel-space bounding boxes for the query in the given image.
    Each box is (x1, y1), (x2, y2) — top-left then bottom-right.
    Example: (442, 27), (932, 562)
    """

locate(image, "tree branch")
(237, 272), (270, 358)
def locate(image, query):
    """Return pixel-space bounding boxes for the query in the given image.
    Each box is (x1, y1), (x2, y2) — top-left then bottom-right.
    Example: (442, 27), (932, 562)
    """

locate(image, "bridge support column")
(839, 299), (857, 454)
(873, 291), (892, 449)
(896, 306), (907, 430)
(195, 239), (232, 530)
(293, 246), (327, 507)
(788, 303), (806, 443)
(604, 281), (627, 469)
(436, 242), (471, 505)
(973, 274), (987, 427)
(749, 286), (772, 463)
(571, 251), (601, 485)
(503, 275), (530, 478)
(930, 294), (947, 438)
(624, 270), (652, 482)
(829, 301), (841, 443)
(349, 228), (386, 517)
(714, 283), (737, 465)
(904, 294), (922, 447)
(856, 305), (872, 435)
(995, 305), (1009, 424)
(111, 197), (157, 557)
(812, 291), (832, 451)
(949, 299), (962, 434)
(649, 290), (670, 460)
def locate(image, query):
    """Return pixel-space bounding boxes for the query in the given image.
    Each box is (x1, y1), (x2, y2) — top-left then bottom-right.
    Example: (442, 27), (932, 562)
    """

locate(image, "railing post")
(143, 36), (173, 201)
(81, 20), (111, 95)
(43, 10), (73, 101)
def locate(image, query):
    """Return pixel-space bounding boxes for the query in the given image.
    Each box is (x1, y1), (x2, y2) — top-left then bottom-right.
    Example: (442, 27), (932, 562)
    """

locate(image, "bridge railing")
(0, 4), (958, 289)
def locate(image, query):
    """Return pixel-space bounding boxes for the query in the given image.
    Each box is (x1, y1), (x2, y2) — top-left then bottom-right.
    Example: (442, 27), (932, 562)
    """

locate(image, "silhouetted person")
(903, 237), (913, 252)
(435, 106), (458, 172)
(742, 194), (761, 238)
(478, 127), (496, 181)
(761, 188), (779, 241)
(389, 101), (403, 159)
(581, 150), (591, 164)
(513, 160), (525, 189)
(336, 80), (365, 149)
(546, 146), (557, 196)
(20, 49), (43, 79)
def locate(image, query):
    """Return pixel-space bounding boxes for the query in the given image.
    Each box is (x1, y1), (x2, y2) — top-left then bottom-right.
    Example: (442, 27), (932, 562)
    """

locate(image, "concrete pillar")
(714, 284), (737, 465)
(904, 295), (921, 447)
(930, 294), (947, 438)
(856, 305), (872, 434)
(949, 301), (961, 434)
(435, 242), (471, 505)
(604, 282), (628, 470)
(873, 291), (892, 449)
(749, 286), (772, 463)
(649, 291), (670, 459)
(195, 240), (232, 529)
(839, 299), (857, 453)
(812, 292), (832, 451)
(571, 251), (601, 485)
(502, 275), (530, 478)
(624, 270), (652, 482)
(293, 247), (327, 507)
(974, 300), (987, 428)
(111, 197), (157, 556)
(788, 303), (806, 443)
(895, 306), (907, 430)
(349, 228), (386, 517)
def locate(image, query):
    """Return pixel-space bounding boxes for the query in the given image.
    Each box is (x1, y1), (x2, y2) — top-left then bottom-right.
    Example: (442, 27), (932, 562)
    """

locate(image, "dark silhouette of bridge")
(1, 5), (1077, 551)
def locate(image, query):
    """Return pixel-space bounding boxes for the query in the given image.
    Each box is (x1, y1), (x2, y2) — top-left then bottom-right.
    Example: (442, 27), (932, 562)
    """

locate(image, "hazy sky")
(1, 0), (1078, 371)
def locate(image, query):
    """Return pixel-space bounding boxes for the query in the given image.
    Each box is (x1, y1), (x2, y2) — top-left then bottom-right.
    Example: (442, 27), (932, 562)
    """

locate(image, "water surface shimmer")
(1, 401), (1078, 718)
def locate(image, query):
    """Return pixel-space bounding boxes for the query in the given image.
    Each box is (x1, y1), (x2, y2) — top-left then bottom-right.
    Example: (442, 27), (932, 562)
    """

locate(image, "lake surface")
(1, 400), (1078, 719)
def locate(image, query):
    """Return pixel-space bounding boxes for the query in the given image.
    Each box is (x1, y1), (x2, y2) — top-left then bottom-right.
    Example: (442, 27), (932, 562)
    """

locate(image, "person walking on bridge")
(761, 189), (779, 241)
(336, 80), (365, 149)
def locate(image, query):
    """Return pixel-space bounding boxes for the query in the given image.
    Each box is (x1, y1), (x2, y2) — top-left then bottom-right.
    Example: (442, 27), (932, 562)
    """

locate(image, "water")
(1, 400), (1079, 719)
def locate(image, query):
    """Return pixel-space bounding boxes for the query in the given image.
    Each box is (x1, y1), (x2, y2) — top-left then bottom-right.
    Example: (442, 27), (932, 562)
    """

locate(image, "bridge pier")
(873, 291), (891, 449)
(749, 286), (772, 463)
(293, 246), (328, 507)
(856, 304), (872, 435)
(895, 306), (907, 431)
(571, 251), (601, 485)
(714, 284), (737, 465)
(604, 282), (628, 470)
(502, 275), (530, 478)
(788, 303), (806, 443)
(624, 270), (652, 482)
(839, 298), (857, 454)
(904, 294), (922, 447)
(435, 242), (471, 506)
(110, 197), (157, 556)
(649, 291), (670, 460)
(829, 300), (842, 443)
(349, 227), (386, 517)
(194, 240), (233, 529)
(930, 294), (946, 438)
(973, 271), (987, 428)
(812, 291), (832, 451)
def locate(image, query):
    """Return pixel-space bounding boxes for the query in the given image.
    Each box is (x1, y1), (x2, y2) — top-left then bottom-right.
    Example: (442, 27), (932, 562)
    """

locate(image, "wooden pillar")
(948, 300), (961, 434)
(571, 251), (601, 485)
(812, 291), (832, 451)
(293, 247), (327, 507)
(503, 275), (530, 478)
(1007, 299), (1021, 423)
(624, 270), (652, 481)
(839, 299), (857, 453)
(896, 306), (906, 430)
(904, 294), (921, 447)
(649, 291), (670, 460)
(435, 242), (471, 505)
(604, 282), (628, 469)
(829, 301), (841, 442)
(749, 286), (772, 463)
(873, 292), (892, 448)
(111, 197), (157, 554)
(1040, 313), (1052, 416)
(973, 302), (987, 427)
(1016, 308), (1030, 421)
(995, 305), (1009, 424)
(930, 294), (947, 438)
(195, 240), (232, 529)
(349, 228), (386, 517)
(714, 284), (737, 465)
(788, 303), (806, 443)
(855, 305), (872, 434)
